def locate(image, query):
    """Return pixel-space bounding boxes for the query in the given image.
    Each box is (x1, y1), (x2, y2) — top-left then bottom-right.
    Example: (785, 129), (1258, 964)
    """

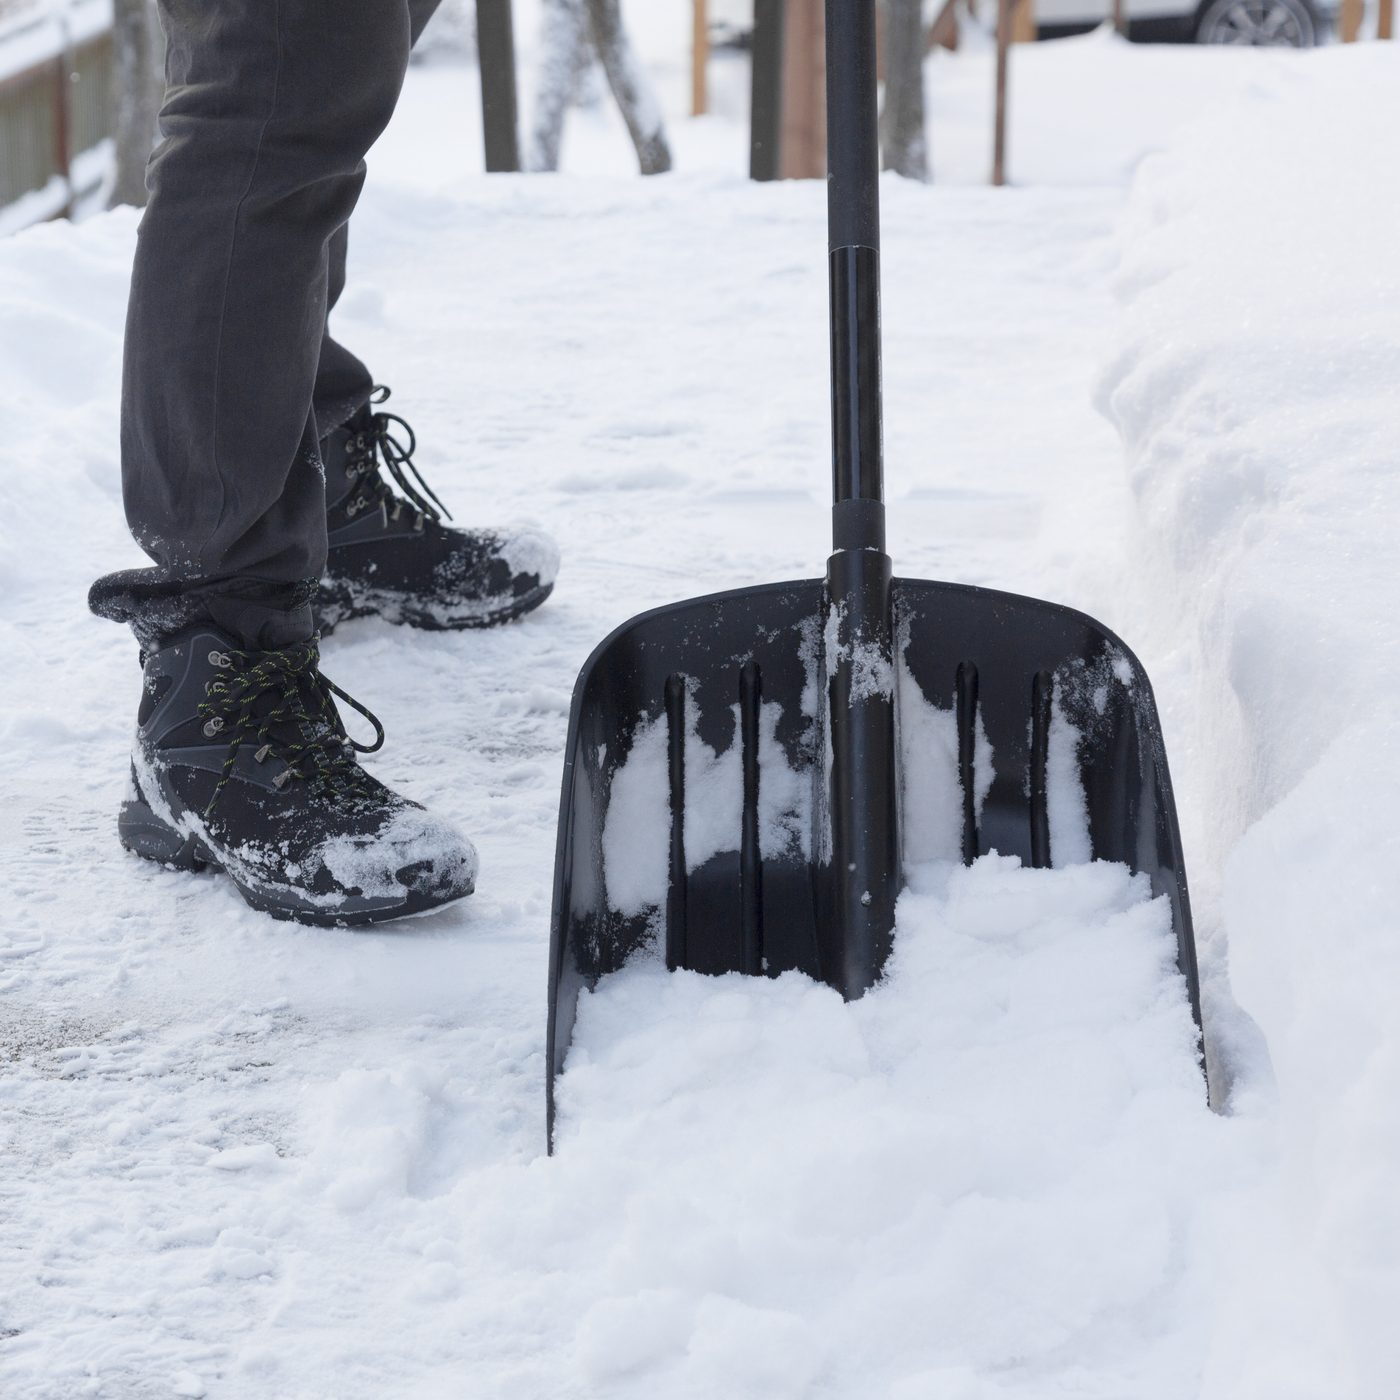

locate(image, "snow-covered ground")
(2, 25), (1398, 1400)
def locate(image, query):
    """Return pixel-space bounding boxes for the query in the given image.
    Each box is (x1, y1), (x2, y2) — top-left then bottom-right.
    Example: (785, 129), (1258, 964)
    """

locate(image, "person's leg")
(102, 0), (415, 649)
(307, 0), (559, 636)
(312, 0), (444, 436)
(99, 0), (475, 924)
(94, 0), (478, 927)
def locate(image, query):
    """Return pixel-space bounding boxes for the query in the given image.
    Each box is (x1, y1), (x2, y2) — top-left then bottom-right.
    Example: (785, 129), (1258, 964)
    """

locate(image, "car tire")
(1194, 0), (1320, 45)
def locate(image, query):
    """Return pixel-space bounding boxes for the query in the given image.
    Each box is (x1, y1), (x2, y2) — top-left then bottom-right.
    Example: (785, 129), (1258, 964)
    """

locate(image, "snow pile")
(1098, 43), (1400, 1399)
(553, 857), (1227, 1399)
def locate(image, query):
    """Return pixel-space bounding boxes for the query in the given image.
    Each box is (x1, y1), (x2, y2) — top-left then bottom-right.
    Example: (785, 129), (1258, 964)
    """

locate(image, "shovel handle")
(826, 1), (885, 549)
(826, 1), (881, 254)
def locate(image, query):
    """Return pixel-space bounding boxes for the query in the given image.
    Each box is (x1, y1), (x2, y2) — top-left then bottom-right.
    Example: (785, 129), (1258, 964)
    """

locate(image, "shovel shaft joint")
(829, 245), (885, 550)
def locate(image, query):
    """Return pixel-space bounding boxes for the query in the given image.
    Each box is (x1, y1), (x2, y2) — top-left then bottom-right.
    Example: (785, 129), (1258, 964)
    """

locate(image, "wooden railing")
(0, 2), (113, 230)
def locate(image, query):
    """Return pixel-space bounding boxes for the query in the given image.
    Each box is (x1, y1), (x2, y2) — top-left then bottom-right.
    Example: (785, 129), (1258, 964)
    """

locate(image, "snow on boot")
(118, 626), (477, 925)
(318, 389), (559, 633)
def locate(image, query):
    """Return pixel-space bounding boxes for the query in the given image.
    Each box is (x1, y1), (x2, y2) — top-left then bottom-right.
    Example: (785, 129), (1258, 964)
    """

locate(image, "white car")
(1035, 0), (1331, 45)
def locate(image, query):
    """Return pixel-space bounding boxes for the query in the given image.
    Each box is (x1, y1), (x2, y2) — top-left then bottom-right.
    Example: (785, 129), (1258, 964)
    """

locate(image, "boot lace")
(195, 638), (386, 816)
(340, 386), (452, 531)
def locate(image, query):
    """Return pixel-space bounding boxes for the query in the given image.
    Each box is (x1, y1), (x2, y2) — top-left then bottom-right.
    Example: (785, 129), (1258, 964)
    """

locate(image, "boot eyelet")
(208, 650), (232, 668)
(202, 717), (225, 737)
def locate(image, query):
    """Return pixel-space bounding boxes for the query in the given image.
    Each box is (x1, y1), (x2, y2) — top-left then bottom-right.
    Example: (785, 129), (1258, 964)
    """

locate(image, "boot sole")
(118, 792), (473, 928)
(317, 581), (554, 637)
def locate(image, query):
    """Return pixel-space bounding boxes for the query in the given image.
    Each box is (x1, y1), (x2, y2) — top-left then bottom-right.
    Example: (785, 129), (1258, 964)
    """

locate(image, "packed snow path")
(5, 37), (1398, 1399)
(0, 170), (1233, 1397)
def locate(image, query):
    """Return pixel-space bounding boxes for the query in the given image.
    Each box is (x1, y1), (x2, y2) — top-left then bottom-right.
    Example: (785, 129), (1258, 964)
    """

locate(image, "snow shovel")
(546, 1), (1204, 1151)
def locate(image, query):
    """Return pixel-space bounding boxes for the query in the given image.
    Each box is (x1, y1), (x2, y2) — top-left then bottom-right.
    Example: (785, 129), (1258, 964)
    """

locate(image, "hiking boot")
(118, 626), (477, 925)
(318, 389), (559, 633)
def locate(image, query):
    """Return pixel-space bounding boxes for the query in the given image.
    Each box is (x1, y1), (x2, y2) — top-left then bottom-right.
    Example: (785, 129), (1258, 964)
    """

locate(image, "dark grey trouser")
(99, 0), (441, 648)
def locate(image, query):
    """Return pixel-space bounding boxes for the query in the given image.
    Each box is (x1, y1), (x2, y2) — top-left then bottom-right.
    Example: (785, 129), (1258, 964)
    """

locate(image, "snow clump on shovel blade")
(601, 692), (814, 919)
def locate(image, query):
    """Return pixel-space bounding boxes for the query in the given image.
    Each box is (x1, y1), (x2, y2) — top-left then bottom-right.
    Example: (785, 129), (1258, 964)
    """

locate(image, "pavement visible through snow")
(2, 27), (1398, 1400)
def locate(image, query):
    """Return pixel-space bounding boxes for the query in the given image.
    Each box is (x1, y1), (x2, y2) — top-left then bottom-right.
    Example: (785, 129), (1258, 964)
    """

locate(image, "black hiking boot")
(318, 389), (559, 634)
(119, 626), (477, 925)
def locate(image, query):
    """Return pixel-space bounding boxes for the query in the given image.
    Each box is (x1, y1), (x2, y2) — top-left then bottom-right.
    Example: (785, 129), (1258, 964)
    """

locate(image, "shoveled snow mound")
(555, 857), (1230, 1399)
(1098, 43), (1400, 1400)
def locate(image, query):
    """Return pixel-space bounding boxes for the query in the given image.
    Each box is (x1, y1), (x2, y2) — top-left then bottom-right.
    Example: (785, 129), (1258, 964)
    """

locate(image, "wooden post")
(1339, 0), (1362, 40)
(477, 0), (521, 171)
(1379, 0), (1394, 38)
(993, 0), (1011, 186)
(692, 0), (708, 116)
(52, 51), (73, 217)
(779, 0), (824, 179)
(1111, 0), (1127, 35)
(750, 0), (785, 180)
(1012, 0), (1036, 44)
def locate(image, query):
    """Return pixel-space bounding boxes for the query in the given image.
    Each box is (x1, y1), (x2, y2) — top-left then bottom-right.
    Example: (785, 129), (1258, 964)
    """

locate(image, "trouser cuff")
(89, 568), (318, 651)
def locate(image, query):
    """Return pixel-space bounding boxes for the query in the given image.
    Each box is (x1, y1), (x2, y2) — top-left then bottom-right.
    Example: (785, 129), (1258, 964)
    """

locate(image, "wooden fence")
(0, 3), (113, 228)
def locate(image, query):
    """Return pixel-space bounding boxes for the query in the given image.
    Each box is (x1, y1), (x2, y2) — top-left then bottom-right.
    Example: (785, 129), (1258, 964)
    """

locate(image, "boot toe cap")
(497, 522), (561, 590)
(317, 804), (478, 907)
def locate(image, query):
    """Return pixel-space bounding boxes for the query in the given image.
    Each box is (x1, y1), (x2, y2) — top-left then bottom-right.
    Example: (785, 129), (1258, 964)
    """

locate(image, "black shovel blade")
(546, 576), (1202, 1150)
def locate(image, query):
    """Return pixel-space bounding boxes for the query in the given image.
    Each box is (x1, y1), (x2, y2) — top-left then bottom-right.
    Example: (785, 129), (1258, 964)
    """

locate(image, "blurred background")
(0, 0), (1394, 238)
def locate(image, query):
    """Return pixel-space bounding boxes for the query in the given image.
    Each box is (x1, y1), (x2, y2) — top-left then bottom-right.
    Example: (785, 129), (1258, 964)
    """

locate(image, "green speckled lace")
(195, 638), (384, 815)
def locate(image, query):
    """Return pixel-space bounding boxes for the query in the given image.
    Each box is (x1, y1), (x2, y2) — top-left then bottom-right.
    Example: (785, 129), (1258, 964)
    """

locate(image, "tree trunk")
(880, 0), (927, 180)
(584, 0), (672, 175)
(927, 0), (960, 51)
(529, 0), (592, 171)
(110, 0), (163, 209)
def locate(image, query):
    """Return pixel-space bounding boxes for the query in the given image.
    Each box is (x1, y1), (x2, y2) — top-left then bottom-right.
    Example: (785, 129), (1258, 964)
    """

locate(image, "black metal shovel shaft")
(827, 0), (885, 534)
(820, 0), (901, 999)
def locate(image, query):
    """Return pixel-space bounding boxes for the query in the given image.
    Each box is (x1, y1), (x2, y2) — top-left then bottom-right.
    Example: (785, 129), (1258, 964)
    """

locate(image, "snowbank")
(1098, 43), (1400, 1399)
